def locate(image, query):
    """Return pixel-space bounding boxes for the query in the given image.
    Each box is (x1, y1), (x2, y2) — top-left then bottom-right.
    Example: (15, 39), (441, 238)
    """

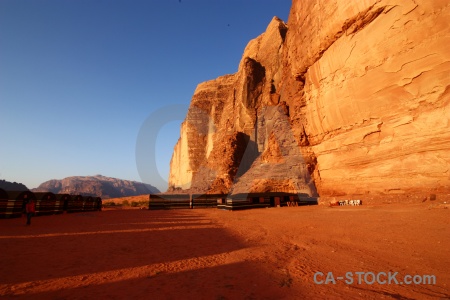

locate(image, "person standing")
(25, 198), (36, 226)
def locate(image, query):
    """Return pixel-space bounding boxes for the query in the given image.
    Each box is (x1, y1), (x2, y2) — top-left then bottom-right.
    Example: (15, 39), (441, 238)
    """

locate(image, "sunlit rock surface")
(169, 0), (450, 197)
(281, 0), (450, 195)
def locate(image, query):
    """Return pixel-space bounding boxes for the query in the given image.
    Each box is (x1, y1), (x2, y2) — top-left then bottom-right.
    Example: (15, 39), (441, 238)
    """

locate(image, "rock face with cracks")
(169, 0), (450, 198)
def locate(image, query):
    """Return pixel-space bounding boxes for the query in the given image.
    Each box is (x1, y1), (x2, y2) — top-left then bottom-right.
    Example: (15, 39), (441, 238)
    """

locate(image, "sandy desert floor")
(0, 202), (449, 299)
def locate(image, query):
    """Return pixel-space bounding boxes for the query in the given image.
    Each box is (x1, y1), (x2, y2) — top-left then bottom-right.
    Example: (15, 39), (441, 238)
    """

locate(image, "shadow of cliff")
(0, 210), (302, 299)
(9, 261), (295, 300)
(0, 211), (244, 285)
(234, 132), (259, 178)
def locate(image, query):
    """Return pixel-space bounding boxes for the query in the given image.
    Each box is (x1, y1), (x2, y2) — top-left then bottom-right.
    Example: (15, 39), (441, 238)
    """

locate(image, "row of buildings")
(0, 189), (319, 218)
(149, 192), (318, 210)
(0, 189), (102, 218)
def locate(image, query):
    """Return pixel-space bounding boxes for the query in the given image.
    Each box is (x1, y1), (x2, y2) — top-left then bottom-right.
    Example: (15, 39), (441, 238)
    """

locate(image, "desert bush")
(122, 200), (130, 206)
(103, 202), (115, 206)
(138, 200), (148, 206)
(131, 201), (139, 207)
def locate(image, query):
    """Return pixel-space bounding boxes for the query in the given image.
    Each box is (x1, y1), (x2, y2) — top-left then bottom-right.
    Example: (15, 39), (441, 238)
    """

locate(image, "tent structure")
(67, 195), (84, 212)
(0, 190), (36, 218)
(0, 190), (102, 218)
(56, 194), (72, 212)
(149, 192), (318, 210)
(34, 192), (60, 215)
(83, 196), (95, 211)
(93, 197), (102, 211)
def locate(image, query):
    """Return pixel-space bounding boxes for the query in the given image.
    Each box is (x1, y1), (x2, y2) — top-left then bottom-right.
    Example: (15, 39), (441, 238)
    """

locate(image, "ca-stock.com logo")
(135, 104), (189, 192)
(313, 271), (437, 285)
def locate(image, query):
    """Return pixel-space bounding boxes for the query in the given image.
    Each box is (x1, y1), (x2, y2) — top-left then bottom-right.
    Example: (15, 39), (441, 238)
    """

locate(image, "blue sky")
(0, 0), (291, 191)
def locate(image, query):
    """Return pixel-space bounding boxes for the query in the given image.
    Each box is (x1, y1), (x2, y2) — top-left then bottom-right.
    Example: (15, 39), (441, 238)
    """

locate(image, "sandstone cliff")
(32, 175), (160, 198)
(169, 0), (450, 198)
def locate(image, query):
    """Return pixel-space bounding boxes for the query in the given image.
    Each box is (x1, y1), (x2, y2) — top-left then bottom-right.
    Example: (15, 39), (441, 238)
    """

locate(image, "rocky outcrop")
(169, 0), (450, 198)
(32, 175), (160, 198)
(281, 0), (450, 196)
(0, 180), (29, 191)
(167, 17), (315, 195)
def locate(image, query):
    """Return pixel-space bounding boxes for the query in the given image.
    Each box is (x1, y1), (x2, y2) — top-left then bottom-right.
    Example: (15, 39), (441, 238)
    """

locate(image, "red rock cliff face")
(169, 0), (450, 197)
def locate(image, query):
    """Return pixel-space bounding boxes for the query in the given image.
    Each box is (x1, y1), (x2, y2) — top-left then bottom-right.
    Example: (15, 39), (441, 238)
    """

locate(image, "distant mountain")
(0, 180), (29, 191)
(32, 175), (160, 198)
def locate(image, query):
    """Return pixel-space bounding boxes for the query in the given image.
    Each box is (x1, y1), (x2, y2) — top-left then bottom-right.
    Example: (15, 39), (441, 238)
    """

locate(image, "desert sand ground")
(0, 202), (449, 299)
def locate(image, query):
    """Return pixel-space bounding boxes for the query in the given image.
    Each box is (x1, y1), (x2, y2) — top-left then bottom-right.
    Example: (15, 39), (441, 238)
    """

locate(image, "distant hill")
(32, 175), (160, 198)
(0, 180), (29, 191)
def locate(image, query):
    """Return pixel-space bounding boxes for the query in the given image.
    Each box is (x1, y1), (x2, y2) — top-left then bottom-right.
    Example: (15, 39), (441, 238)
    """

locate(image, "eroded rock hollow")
(168, 0), (450, 198)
